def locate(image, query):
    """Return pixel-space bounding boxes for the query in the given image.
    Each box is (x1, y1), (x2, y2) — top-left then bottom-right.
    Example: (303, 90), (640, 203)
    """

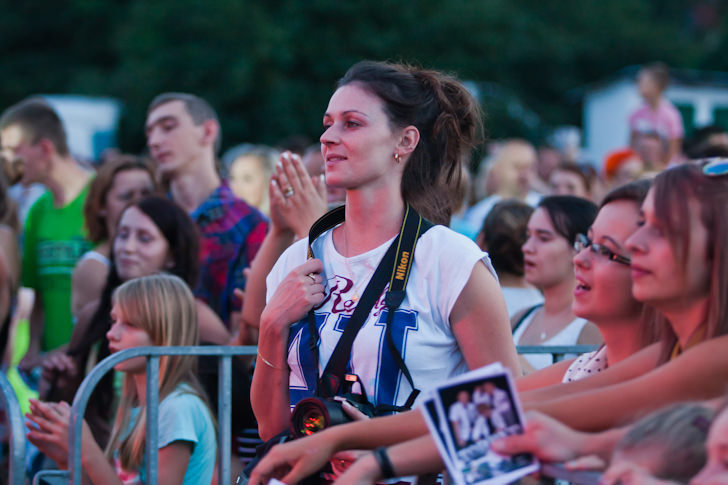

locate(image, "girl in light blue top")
(26, 274), (216, 485)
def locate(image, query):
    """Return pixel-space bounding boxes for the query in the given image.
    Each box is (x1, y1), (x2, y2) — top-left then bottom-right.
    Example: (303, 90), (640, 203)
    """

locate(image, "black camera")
(290, 374), (375, 437)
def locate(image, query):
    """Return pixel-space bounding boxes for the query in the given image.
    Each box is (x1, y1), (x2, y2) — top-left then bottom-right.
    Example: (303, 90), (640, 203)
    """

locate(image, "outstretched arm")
(526, 335), (728, 431)
(334, 435), (445, 484)
(491, 410), (625, 463)
(248, 409), (428, 484)
(520, 343), (659, 405)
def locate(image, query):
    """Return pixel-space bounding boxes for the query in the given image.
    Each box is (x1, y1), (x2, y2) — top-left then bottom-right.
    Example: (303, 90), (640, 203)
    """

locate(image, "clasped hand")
(261, 258), (326, 331)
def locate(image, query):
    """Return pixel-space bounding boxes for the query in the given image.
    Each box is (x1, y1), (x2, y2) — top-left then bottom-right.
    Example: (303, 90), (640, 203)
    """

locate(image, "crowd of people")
(0, 59), (727, 484)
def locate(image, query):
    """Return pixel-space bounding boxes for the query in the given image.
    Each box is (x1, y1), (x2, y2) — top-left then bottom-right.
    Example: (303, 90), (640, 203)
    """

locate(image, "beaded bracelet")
(373, 446), (396, 479)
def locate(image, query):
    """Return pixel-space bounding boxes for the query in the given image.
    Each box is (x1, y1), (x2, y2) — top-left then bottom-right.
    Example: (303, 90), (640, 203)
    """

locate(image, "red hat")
(603, 148), (637, 179)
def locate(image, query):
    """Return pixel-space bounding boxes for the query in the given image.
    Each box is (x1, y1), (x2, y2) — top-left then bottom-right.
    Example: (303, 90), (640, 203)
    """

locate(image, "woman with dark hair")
(514, 195), (601, 372)
(41, 196), (231, 446)
(251, 61), (519, 444)
(476, 200), (542, 318)
(247, 183), (655, 484)
(72, 156), (156, 317)
(509, 161), (728, 430)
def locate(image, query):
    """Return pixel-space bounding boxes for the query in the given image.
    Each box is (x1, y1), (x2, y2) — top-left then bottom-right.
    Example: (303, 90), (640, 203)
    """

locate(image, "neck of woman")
(662, 295), (710, 349)
(597, 313), (646, 366)
(541, 277), (576, 318)
(335, 186), (405, 257)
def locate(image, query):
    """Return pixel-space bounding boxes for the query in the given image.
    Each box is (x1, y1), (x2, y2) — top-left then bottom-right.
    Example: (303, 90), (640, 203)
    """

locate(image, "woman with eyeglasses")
(517, 160), (728, 431)
(517, 180), (656, 390)
(514, 195), (601, 372)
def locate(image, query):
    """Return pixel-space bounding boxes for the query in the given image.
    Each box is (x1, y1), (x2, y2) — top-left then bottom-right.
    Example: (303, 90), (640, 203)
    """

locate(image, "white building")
(42, 95), (122, 162)
(582, 66), (728, 168)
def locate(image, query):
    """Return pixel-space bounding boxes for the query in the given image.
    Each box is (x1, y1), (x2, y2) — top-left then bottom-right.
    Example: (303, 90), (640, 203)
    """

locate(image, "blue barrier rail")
(29, 344), (601, 484)
(35, 345), (256, 485)
(0, 371), (25, 485)
(516, 344), (600, 363)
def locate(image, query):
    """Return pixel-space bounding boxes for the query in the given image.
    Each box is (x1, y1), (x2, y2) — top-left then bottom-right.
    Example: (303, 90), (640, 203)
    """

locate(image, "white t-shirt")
(266, 225), (496, 411)
(448, 400), (474, 443)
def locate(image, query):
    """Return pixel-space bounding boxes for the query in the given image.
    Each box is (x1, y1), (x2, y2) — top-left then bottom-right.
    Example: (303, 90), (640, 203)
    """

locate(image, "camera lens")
(299, 406), (326, 436)
(291, 398), (350, 438)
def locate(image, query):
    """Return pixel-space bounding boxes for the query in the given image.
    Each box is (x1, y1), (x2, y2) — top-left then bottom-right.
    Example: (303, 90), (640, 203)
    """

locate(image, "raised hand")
(270, 151), (328, 239)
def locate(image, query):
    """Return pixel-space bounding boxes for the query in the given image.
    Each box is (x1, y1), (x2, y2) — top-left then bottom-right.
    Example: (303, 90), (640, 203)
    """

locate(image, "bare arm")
(19, 291), (45, 371)
(491, 410), (626, 463)
(528, 335), (728, 431)
(520, 342), (660, 406)
(248, 409), (428, 484)
(0, 226), (19, 287)
(516, 358), (575, 392)
(195, 300), (232, 345)
(334, 434), (445, 484)
(82, 432), (192, 485)
(450, 261), (520, 375)
(240, 227), (295, 331)
(71, 257), (108, 319)
(250, 258), (326, 440)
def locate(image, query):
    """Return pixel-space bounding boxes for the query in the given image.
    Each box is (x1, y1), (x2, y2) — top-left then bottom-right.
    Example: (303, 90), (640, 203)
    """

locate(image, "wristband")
(373, 446), (396, 479)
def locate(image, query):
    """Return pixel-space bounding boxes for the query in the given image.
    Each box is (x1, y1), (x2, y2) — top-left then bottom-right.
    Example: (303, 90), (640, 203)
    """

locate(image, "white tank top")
(512, 304), (588, 370)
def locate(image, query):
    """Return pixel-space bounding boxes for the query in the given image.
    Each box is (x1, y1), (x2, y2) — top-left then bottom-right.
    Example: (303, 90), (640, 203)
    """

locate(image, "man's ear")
(200, 119), (220, 148)
(397, 126), (420, 159)
(38, 138), (56, 158)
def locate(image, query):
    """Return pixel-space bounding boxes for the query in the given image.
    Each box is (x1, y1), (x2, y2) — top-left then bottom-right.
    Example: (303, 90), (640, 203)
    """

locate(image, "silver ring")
(307, 273), (316, 283)
(283, 187), (295, 198)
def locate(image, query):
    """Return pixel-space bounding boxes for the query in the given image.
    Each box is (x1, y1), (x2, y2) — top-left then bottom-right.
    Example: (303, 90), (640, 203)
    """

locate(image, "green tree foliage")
(0, 0), (713, 154)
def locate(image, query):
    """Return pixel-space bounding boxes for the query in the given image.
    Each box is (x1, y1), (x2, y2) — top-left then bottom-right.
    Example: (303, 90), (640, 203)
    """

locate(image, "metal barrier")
(516, 345), (600, 364)
(0, 371), (26, 485)
(28, 344), (601, 484)
(541, 463), (601, 484)
(35, 345), (257, 485)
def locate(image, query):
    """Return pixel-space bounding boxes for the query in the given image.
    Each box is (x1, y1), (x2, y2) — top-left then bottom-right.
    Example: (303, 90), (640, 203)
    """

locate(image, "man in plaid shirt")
(145, 93), (268, 327)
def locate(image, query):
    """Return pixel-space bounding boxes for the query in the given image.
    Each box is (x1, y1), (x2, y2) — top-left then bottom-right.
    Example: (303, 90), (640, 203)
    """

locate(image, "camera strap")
(306, 204), (432, 411)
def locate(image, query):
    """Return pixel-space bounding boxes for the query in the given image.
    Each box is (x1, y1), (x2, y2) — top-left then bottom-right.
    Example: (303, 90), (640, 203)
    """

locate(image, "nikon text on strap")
(306, 204), (432, 412)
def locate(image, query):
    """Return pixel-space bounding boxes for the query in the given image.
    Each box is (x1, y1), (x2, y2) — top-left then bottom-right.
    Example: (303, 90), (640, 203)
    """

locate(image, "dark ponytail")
(338, 61), (483, 224)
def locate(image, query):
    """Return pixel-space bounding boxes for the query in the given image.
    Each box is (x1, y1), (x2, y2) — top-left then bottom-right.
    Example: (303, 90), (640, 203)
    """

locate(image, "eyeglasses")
(574, 234), (631, 266)
(698, 158), (728, 177)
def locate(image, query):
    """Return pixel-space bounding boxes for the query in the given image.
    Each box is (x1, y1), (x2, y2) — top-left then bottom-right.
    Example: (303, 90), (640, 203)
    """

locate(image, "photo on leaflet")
(429, 366), (537, 485)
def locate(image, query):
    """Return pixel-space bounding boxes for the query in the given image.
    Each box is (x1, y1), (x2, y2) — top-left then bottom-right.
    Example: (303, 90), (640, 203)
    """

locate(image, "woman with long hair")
(517, 161), (728, 430)
(27, 274), (216, 484)
(71, 156), (156, 317)
(41, 196), (231, 446)
(251, 60), (519, 444)
(517, 180), (655, 389)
